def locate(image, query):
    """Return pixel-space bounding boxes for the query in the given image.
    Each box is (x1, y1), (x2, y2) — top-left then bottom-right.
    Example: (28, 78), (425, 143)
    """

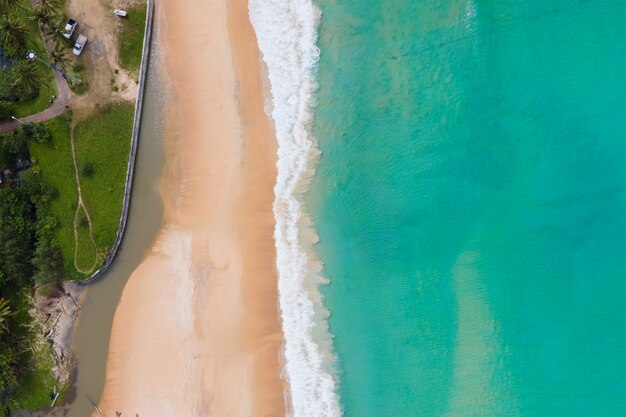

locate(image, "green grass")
(74, 207), (97, 273)
(68, 64), (89, 95)
(29, 114), (80, 279)
(12, 78), (57, 118)
(29, 104), (134, 281)
(10, 0), (58, 117)
(73, 103), (133, 272)
(118, 3), (148, 72)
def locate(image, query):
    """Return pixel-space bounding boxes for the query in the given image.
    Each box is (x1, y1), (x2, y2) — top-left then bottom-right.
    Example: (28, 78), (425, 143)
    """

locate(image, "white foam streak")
(248, 1), (341, 416)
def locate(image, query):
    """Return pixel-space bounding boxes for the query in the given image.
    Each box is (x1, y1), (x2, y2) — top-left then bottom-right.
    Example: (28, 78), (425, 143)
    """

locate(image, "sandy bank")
(95, 0), (284, 415)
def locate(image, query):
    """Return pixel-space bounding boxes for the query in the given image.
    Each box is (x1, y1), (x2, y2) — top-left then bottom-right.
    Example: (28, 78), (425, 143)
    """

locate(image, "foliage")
(32, 237), (64, 285)
(0, 0), (23, 10)
(80, 161), (93, 177)
(0, 15), (27, 58)
(0, 186), (36, 288)
(28, 115), (78, 278)
(11, 61), (44, 100)
(0, 101), (12, 121)
(34, 0), (60, 15)
(0, 344), (18, 401)
(47, 41), (69, 71)
(0, 0), (58, 117)
(118, 4), (147, 72)
(0, 62), (46, 102)
(0, 156), (65, 412)
(0, 121), (53, 172)
(17, 122), (50, 144)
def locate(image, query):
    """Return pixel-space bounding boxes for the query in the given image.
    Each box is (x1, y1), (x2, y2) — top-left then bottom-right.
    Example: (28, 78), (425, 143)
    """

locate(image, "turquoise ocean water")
(308, 1), (626, 416)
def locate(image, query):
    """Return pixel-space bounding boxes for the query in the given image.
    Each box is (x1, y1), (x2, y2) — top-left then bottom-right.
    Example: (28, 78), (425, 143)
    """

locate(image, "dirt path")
(67, 0), (143, 113)
(69, 125), (98, 274)
(0, 70), (70, 134)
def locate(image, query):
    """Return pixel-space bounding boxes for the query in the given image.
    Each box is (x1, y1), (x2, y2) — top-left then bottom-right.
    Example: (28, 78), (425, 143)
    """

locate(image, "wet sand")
(95, 0), (284, 415)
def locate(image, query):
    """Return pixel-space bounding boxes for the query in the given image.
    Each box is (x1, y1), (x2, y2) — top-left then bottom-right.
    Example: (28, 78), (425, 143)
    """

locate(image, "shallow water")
(310, 0), (626, 416)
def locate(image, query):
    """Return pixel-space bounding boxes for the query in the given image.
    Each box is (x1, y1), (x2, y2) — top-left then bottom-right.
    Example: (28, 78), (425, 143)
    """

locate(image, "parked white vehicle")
(114, 9), (127, 17)
(73, 34), (87, 56)
(63, 19), (77, 39)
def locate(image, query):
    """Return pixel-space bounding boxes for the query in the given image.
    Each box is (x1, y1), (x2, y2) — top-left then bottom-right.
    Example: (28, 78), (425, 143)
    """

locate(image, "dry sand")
(95, 0), (285, 415)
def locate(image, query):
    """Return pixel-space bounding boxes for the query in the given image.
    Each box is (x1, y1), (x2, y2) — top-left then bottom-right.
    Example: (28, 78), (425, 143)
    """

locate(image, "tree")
(0, 101), (12, 121)
(32, 239), (64, 285)
(0, 187), (36, 288)
(0, 70), (14, 100)
(11, 61), (43, 100)
(30, 6), (54, 33)
(0, 15), (28, 57)
(17, 122), (51, 144)
(48, 41), (69, 70)
(35, 0), (59, 15)
(32, 1), (62, 39)
(0, 0), (22, 10)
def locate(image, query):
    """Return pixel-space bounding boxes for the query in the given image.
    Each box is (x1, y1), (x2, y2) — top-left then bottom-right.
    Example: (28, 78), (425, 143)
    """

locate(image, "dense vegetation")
(0, 123), (65, 415)
(0, 0), (66, 120)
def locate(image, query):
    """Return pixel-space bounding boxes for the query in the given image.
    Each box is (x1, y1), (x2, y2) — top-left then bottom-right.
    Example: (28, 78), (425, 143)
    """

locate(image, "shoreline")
(94, 0), (285, 415)
(248, 1), (343, 415)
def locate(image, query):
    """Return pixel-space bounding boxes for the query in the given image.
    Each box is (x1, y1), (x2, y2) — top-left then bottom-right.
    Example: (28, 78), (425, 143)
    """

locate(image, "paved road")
(0, 69), (70, 134)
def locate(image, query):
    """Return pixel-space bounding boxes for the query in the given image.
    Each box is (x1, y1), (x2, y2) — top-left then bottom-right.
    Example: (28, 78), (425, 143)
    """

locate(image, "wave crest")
(248, 1), (342, 416)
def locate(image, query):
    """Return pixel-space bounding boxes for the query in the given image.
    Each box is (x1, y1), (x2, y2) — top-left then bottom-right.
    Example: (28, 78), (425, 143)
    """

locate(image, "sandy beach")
(95, 0), (285, 415)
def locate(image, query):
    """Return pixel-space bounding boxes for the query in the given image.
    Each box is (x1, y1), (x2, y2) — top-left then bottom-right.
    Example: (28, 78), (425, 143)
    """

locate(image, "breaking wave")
(248, 1), (342, 416)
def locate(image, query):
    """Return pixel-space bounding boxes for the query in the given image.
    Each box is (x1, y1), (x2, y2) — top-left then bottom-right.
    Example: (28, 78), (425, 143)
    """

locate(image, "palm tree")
(0, 298), (12, 334)
(13, 61), (43, 97)
(48, 41), (69, 70)
(0, 0), (23, 11)
(30, 6), (54, 33)
(35, 0), (60, 15)
(0, 15), (28, 54)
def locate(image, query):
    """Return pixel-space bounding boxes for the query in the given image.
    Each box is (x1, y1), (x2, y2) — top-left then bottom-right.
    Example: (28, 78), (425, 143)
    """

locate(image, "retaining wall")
(80, 0), (155, 285)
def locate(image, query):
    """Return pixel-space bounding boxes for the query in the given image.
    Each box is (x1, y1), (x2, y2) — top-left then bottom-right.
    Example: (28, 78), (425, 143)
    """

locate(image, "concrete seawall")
(80, 0), (155, 285)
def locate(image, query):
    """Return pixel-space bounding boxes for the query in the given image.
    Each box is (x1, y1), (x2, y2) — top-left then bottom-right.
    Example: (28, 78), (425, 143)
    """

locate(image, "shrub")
(32, 239), (65, 285)
(0, 101), (12, 121)
(30, 125), (50, 144)
(80, 162), (94, 178)
(16, 123), (50, 144)
(0, 344), (18, 396)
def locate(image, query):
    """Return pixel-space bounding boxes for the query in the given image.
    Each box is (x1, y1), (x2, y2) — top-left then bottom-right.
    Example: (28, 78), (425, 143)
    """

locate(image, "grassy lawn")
(12, 78), (57, 118)
(74, 103), (133, 265)
(74, 206), (97, 272)
(118, 3), (148, 73)
(29, 104), (134, 280)
(9, 0), (58, 117)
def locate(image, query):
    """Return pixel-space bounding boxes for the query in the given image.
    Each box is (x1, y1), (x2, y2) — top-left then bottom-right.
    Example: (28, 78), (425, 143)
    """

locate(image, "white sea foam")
(248, 1), (342, 416)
